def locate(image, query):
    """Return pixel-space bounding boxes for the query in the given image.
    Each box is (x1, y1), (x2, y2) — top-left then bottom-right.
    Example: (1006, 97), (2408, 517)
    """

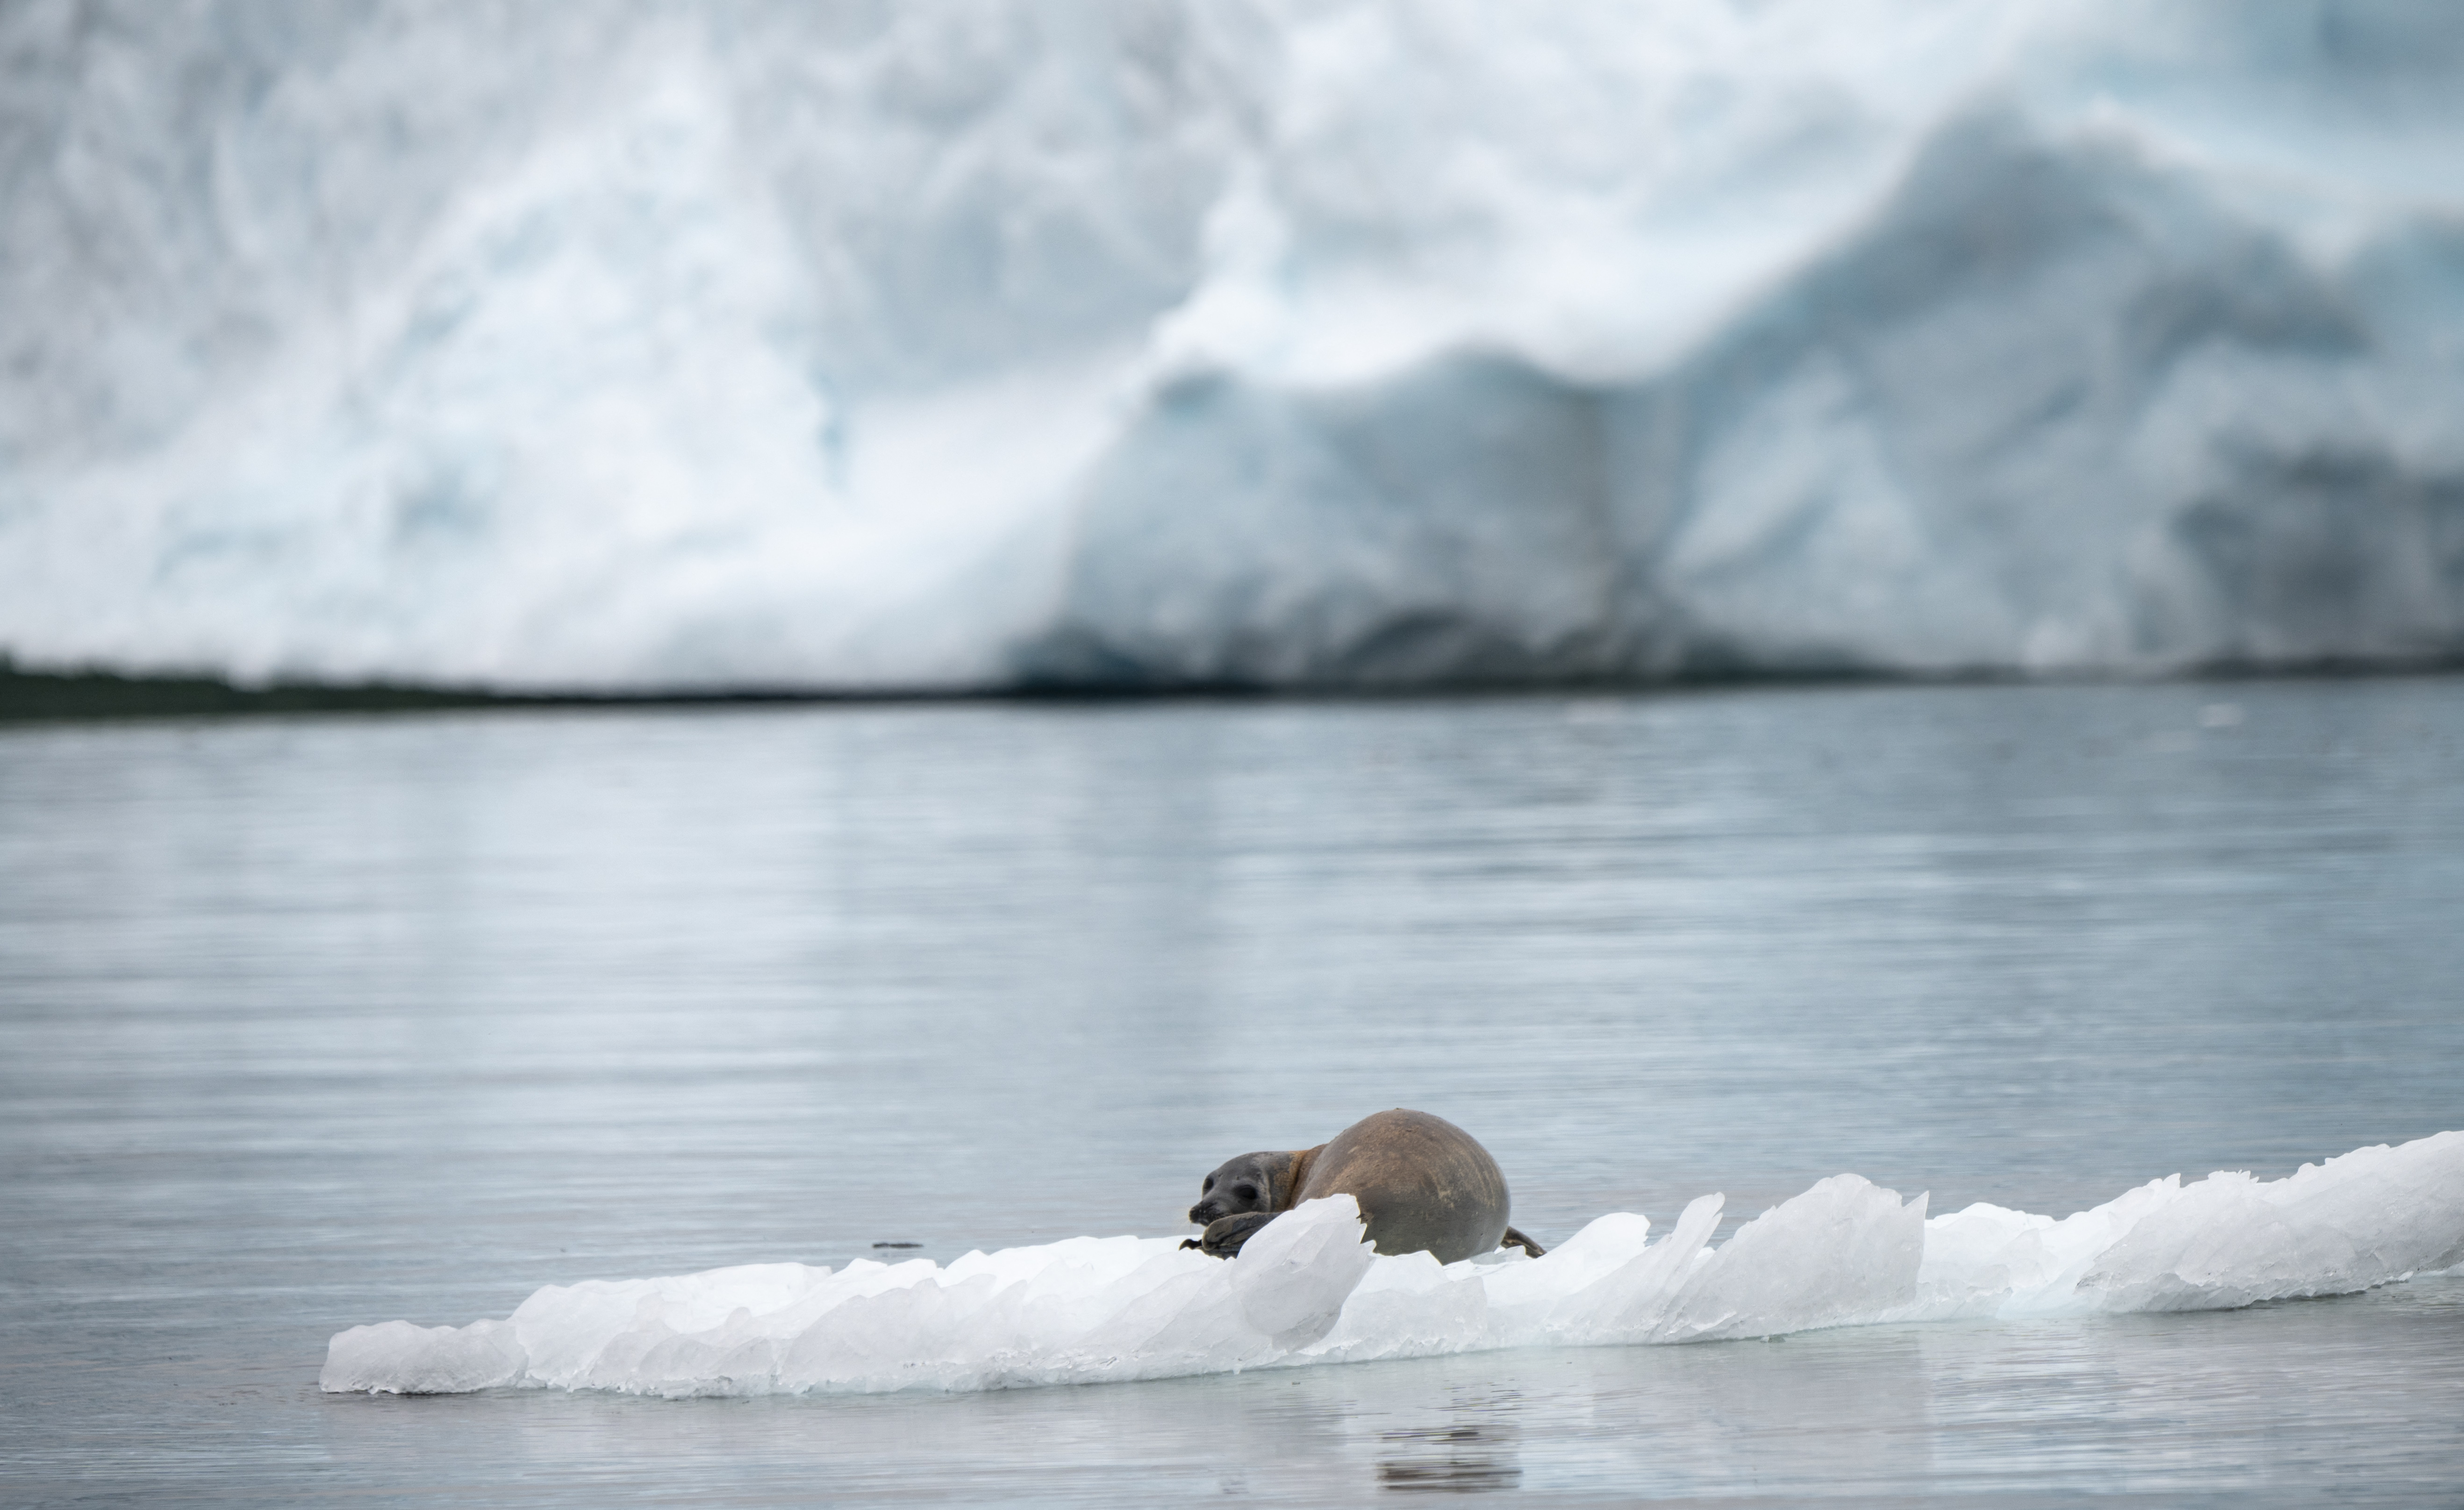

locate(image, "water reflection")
(1377, 1396), (1524, 1492)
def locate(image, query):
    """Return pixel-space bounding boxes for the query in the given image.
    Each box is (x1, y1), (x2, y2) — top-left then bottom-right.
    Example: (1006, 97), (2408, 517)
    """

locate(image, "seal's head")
(1188, 1151), (1291, 1227)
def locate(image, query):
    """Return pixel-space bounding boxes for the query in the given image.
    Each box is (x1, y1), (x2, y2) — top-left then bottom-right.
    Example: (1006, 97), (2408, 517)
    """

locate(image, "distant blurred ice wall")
(4, 0), (2462, 691)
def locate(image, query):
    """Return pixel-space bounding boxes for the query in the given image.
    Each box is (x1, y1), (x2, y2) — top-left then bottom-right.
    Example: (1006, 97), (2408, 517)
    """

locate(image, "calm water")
(3, 678), (2462, 1505)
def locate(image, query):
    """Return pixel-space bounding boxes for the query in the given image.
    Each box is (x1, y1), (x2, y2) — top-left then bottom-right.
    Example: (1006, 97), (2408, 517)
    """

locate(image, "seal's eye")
(1234, 1183), (1258, 1202)
(1203, 1175), (1215, 1192)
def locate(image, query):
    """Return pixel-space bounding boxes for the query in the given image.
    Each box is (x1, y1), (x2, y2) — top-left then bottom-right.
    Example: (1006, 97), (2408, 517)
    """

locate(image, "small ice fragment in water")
(321, 1318), (525, 1395)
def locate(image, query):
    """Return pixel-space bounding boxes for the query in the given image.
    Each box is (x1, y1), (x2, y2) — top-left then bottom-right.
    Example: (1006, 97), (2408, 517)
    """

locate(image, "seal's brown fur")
(1184, 1109), (1544, 1262)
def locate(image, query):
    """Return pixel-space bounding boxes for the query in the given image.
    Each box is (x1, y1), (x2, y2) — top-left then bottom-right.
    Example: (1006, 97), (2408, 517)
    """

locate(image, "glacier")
(319, 1129), (2464, 1396)
(7, 0), (2464, 691)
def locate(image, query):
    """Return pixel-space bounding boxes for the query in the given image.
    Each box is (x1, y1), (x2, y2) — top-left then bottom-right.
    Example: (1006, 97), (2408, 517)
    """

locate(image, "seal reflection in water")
(1183, 1109), (1546, 1262)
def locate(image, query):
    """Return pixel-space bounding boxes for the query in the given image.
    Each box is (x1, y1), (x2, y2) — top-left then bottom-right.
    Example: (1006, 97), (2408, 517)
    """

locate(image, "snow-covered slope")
(7, 1), (2462, 690)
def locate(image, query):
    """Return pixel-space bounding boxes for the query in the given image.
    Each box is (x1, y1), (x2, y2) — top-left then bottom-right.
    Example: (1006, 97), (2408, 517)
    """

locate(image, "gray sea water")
(3, 677), (2462, 1506)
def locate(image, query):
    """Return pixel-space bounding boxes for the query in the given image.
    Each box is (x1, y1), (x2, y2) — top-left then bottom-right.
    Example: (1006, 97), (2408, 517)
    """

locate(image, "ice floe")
(322, 1129), (2464, 1395)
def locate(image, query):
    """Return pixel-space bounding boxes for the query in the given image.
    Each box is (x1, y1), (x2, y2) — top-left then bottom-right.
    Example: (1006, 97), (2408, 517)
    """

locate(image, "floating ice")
(7, 2), (2464, 690)
(322, 1130), (2464, 1396)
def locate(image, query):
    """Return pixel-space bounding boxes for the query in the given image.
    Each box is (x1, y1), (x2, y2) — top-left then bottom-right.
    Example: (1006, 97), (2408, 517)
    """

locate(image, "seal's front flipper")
(1502, 1225), (1546, 1259)
(1197, 1212), (1276, 1259)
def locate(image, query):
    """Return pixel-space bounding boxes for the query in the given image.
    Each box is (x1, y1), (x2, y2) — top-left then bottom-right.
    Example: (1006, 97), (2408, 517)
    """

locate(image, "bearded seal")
(1182, 1108), (1545, 1262)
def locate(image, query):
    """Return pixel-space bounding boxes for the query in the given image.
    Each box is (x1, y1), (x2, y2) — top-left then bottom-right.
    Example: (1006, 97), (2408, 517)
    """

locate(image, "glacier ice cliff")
(319, 1130), (2464, 1396)
(6, 0), (2464, 691)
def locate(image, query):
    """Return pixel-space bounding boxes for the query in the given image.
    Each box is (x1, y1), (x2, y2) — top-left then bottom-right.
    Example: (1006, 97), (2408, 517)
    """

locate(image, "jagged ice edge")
(320, 1129), (2464, 1397)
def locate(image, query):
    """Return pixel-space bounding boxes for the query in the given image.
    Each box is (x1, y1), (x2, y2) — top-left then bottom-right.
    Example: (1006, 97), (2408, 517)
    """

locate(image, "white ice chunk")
(1655, 1175), (1926, 1342)
(321, 1318), (525, 1395)
(1232, 1195), (1381, 1349)
(2076, 1131), (2464, 1311)
(323, 1130), (2464, 1397)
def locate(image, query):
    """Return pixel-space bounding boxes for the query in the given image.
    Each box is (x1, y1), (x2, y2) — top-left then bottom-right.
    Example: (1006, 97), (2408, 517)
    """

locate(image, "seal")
(1181, 1108), (1546, 1262)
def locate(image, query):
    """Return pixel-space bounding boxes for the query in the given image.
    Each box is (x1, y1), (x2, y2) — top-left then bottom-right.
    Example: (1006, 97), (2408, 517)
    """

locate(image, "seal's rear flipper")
(1502, 1225), (1546, 1258)
(1196, 1211), (1276, 1259)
